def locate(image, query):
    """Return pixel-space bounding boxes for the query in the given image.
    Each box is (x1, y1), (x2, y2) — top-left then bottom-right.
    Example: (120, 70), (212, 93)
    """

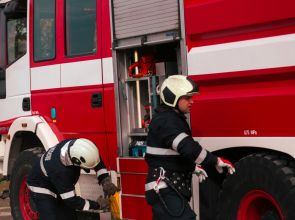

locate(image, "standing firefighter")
(27, 138), (119, 220)
(144, 75), (235, 220)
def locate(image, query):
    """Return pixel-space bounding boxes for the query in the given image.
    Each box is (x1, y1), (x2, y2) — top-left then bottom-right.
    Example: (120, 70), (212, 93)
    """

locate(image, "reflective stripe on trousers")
(27, 185), (57, 198)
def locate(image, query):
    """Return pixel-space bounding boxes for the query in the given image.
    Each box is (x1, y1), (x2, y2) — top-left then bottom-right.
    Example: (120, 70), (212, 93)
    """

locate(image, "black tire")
(10, 147), (44, 220)
(217, 153), (295, 220)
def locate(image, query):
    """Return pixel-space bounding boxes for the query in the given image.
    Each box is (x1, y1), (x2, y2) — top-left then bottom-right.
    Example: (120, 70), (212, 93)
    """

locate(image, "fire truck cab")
(0, 0), (116, 218)
(1, 0), (295, 219)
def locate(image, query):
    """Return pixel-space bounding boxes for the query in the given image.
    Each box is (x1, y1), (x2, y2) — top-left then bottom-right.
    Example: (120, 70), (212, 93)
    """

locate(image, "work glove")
(101, 176), (120, 196)
(193, 165), (208, 183)
(97, 195), (110, 211)
(216, 157), (235, 174)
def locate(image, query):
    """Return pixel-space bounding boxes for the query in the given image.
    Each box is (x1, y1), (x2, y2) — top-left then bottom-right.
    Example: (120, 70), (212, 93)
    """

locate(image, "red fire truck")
(1, 0), (295, 219)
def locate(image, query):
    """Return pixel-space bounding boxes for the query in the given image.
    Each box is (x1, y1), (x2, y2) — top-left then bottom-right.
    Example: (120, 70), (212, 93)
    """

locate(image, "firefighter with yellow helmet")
(27, 138), (119, 220)
(144, 75), (235, 219)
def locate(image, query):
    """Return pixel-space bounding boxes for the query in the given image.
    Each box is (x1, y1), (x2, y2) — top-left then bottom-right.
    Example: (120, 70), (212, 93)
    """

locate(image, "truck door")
(0, 0), (30, 122)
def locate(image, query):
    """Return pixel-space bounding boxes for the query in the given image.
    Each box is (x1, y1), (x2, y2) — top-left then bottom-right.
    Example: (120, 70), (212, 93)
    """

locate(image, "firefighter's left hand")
(97, 196), (109, 210)
(194, 165), (208, 183)
(216, 157), (235, 174)
(101, 176), (120, 196)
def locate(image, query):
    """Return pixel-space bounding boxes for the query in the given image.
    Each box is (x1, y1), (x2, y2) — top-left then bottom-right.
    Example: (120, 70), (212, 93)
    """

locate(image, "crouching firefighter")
(144, 75), (235, 220)
(27, 138), (119, 220)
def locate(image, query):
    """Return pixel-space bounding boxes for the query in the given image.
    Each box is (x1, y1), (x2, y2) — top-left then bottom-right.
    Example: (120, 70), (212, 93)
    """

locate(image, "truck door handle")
(91, 92), (102, 107)
(22, 97), (31, 111)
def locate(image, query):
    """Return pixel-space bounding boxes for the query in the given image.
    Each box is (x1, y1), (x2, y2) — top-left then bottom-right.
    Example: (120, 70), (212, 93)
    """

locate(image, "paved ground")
(0, 177), (12, 220)
(0, 197), (11, 220)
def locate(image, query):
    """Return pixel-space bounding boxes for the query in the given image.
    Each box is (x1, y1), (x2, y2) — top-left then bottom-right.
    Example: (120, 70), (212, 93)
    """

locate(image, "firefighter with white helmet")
(68, 138), (100, 169)
(144, 75), (235, 219)
(27, 138), (119, 220)
(160, 75), (199, 108)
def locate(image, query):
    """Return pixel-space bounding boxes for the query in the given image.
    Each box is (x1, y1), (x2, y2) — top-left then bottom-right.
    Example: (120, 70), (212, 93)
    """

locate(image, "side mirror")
(0, 67), (6, 99)
(4, 0), (26, 19)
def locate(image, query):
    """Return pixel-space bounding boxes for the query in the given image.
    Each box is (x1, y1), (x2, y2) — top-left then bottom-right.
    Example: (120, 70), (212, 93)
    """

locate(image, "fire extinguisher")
(128, 54), (156, 78)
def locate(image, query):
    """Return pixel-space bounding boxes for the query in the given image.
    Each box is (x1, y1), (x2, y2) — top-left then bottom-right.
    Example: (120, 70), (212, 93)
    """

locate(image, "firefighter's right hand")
(97, 195), (110, 210)
(193, 165), (208, 183)
(101, 176), (120, 196)
(215, 157), (235, 174)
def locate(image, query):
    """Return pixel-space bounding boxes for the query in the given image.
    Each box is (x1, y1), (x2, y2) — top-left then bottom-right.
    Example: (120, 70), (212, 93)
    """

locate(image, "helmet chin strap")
(83, 168), (90, 173)
(174, 100), (183, 113)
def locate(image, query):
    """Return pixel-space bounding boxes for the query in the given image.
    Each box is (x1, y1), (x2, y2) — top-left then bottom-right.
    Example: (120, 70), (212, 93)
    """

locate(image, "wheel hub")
(19, 176), (38, 220)
(238, 190), (283, 220)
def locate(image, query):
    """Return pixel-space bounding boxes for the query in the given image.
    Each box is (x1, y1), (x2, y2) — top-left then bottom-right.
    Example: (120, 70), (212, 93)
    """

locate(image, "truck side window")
(7, 17), (26, 64)
(0, 8), (5, 67)
(0, 67), (5, 99)
(65, 0), (97, 57)
(33, 0), (56, 62)
(0, 9), (5, 99)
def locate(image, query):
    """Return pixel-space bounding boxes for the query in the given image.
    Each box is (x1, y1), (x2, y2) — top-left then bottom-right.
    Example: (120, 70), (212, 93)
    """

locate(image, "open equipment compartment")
(114, 43), (181, 157)
(110, 0), (189, 218)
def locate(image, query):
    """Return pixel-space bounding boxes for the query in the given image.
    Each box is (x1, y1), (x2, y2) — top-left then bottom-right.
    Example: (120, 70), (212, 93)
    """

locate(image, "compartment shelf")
(128, 132), (147, 137)
(125, 76), (150, 82)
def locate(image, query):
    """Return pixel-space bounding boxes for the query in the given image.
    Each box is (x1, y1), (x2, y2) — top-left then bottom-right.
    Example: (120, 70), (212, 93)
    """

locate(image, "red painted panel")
(118, 158), (148, 173)
(102, 84), (116, 133)
(185, 0), (295, 35)
(118, 158), (150, 219)
(0, 119), (14, 134)
(101, 0), (112, 58)
(189, 67), (295, 137)
(61, 132), (110, 168)
(31, 85), (112, 167)
(31, 90), (61, 125)
(58, 86), (105, 133)
(31, 91), (65, 141)
(55, 0), (65, 65)
(120, 173), (146, 195)
(184, 0), (295, 48)
(106, 133), (118, 170)
(121, 196), (152, 220)
(101, 83), (117, 170)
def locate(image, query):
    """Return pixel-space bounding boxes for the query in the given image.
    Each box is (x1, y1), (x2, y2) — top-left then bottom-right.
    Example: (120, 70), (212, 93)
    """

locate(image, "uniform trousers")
(30, 192), (77, 220)
(146, 188), (196, 220)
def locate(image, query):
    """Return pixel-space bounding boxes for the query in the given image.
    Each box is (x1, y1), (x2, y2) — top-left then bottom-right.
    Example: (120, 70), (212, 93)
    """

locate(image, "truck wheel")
(10, 147), (44, 220)
(217, 153), (295, 220)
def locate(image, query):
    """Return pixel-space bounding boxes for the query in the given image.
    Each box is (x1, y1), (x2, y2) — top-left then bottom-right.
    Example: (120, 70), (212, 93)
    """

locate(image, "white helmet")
(68, 138), (100, 169)
(160, 75), (199, 107)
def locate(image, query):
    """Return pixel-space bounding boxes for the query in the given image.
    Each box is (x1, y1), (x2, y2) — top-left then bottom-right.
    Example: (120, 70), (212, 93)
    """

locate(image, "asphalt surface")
(0, 197), (11, 220)
(0, 176), (10, 219)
